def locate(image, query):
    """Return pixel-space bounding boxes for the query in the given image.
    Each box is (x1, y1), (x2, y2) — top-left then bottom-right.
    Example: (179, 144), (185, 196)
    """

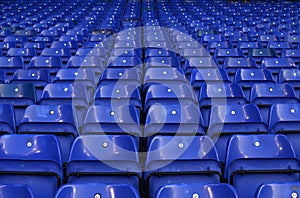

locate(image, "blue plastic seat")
(223, 57), (258, 81)
(207, 104), (267, 164)
(75, 48), (108, 60)
(4, 36), (27, 47)
(143, 67), (186, 90)
(0, 42), (16, 55)
(66, 56), (104, 79)
(279, 69), (300, 95)
(22, 42), (47, 55)
(248, 48), (277, 65)
(66, 135), (141, 190)
(145, 56), (180, 68)
(0, 134), (63, 198)
(286, 35), (300, 48)
(267, 41), (293, 55)
(183, 57), (219, 77)
(59, 35), (84, 47)
(237, 41), (262, 55)
(0, 83), (36, 125)
(18, 105), (78, 163)
(234, 69), (275, 100)
(225, 134), (300, 198)
(261, 57), (296, 80)
(250, 83), (298, 124)
(201, 34), (226, 47)
(269, 103), (300, 160)
(112, 48), (142, 59)
(0, 184), (33, 198)
(50, 41), (78, 54)
(282, 49), (300, 65)
(41, 48), (71, 64)
(27, 56), (62, 81)
(145, 136), (221, 198)
(0, 104), (15, 134)
(145, 103), (204, 136)
(94, 82), (142, 109)
(144, 83), (197, 111)
(156, 183), (238, 198)
(7, 48), (37, 63)
(40, 83), (88, 125)
(100, 67), (141, 85)
(190, 68), (230, 95)
(199, 83), (247, 127)
(145, 48), (176, 59)
(259, 35), (279, 47)
(55, 183), (140, 198)
(107, 56), (142, 70)
(33, 36), (54, 47)
(0, 56), (24, 80)
(82, 101), (141, 134)
(206, 41), (232, 55)
(256, 182), (300, 198)
(179, 48), (210, 60)
(214, 48), (244, 66)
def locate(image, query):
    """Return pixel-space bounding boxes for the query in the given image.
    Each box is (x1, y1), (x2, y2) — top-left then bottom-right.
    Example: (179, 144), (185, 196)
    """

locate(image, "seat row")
(0, 133), (299, 198)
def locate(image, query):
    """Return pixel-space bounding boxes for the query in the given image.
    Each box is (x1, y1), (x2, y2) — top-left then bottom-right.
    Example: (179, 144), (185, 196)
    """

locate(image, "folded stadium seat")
(39, 83), (89, 125)
(0, 83), (36, 125)
(256, 182), (300, 198)
(66, 56), (105, 80)
(206, 41), (232, 55)
(0, 104), (16, 134)
(3, 36), (28, 48)
(183, 57), (219, 78)
(145, 56), (180, 69)
(112, 48), (142, 60)
(269, 103), (300, 160)
(201, 34), (226, 48)
(0, 134), (63, 198)
(207, 104), (267, 165)
(55, 183), (140, 198)
(250, 83), (298, 124)
(286, 35), (300, 48)
(27, 56), (62, 81)
(179, 48), (210, 64)
(248, 48), (277, 66)
(22, 42), (47, 55)
(225, 134), (300, 198)
(18, 104), (78, 163)
(145, 41), (173, 51)
(32, 36), (55, 47)
(145, 136), (221, 198)
(7, 47), (37, 64)
(81, 105), (141, 137)
(53, 68), (96, 103)
(190, 68), (230, 95)
(76, 47), (109, 61)
(10, 69), (50, 102)
(223, 57), (258, 81)
(145, 48), (176, 59)
(282, 49), (300, 66)
(229, 35), (252, 47)
(15, 30), (36, 41)
(66, 135), (141, 191)
(258, 35), (279, 47)
(261, 57), (296, 81)
(41, 28), (62, 37)
(174, 41), (203, 54)
(59, 35), (84, 48)
(0, 56), (24, 81)
(144, 83), (198, 112)
(143, 67), (187, 90)
(279, 69), (300, 95)
(144, 103), (204, 137)
(234, 69), (275, 101)
(41, 48), (71, 65)
(66, 29), (88, 41)
(0, 30), (11, 42)
(100, 67), (141, 86)
(50, 41), (78, 55)
(0, 42), (16, 55)
(237, 41), (263, 56)
(267, 41), (293, 56)
(0, 184), (33, 198)
(199, 83), (247, 127)
(214, 48), (244, 67)
(156, 183), (238, 198)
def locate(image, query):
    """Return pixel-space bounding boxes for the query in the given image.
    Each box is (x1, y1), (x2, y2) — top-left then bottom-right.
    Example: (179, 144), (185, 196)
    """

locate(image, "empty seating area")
(1, 0), (300, 197)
